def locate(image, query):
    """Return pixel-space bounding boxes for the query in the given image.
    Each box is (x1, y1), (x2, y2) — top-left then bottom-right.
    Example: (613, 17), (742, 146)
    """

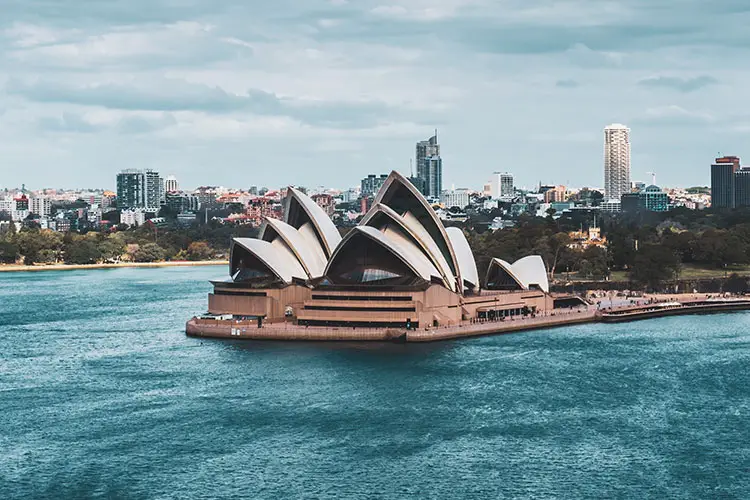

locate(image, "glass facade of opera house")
(206, 172), (556, 328)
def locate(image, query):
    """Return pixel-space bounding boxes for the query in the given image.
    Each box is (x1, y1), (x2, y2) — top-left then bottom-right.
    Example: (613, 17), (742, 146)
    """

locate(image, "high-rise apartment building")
(603, 124), (631, 201)
(711, 156), (741, 209)
(361, 174), (388, 197)
(422, 156), (443, 199)
(29, 195), (51, 217)
(164, 175), (179, 193)
(116, 169), (162, 211)
(416, 132), (442, 198)
(488, 172), (514, 199)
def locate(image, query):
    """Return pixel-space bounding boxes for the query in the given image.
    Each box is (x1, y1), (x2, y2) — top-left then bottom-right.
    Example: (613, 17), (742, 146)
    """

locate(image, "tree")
(724, 273), (748, 295)
(64, 239), (102, 264)
(629, 244), (681, 289)
(0, 241), (19, 264)
(133, 243), (165, 262)
(547, 232), (571, 278)
(186, 241), (214, 261)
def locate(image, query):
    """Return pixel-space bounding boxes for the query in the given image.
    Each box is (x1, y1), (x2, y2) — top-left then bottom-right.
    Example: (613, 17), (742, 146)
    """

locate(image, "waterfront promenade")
(187, 295), (750, 342)
(186, 307), (597, 342)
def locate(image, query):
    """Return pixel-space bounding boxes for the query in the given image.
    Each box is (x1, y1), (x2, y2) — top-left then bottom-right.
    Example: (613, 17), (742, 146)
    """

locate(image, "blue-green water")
(1, 267), (749, 499)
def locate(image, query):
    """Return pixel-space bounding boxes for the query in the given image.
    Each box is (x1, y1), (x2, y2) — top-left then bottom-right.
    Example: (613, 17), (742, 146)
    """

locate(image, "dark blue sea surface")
(1, 267), (749, 499)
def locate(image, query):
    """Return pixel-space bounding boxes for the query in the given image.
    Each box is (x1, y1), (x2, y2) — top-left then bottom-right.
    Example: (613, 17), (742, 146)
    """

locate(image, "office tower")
(416, 132), (442, 197)
(361, 174), (389, 197)
(164, 175), (179, 193)
(116, 169), (162, 211)
(734, 167), (750, 208)
(603, 124), (631, 201)
(711, 156), (741, 209)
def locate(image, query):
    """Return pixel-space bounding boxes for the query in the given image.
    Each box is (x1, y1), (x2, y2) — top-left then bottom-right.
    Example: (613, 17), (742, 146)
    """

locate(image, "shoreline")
(0, 260), (229, 273)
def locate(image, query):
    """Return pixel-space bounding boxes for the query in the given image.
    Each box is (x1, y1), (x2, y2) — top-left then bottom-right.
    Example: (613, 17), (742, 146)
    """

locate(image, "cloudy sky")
(2, 0), (749, 191)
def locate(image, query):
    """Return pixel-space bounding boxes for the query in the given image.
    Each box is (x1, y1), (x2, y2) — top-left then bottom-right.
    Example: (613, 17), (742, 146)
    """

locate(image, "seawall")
(186, 309), (597, 343)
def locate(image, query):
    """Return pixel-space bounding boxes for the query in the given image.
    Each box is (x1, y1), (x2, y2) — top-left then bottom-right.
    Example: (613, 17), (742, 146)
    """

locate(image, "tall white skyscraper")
(603, 124), (631, 201)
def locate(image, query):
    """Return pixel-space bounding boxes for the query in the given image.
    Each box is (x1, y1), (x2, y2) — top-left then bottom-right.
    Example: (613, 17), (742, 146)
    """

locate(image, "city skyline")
(3, 1), (748, 190)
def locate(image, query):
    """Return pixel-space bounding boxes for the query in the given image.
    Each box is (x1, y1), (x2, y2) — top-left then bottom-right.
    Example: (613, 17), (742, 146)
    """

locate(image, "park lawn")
(555, 264), (750, 283)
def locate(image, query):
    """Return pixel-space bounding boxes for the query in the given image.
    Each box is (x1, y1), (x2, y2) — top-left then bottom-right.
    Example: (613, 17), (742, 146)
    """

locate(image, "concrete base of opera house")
(185, 308), (597, 343)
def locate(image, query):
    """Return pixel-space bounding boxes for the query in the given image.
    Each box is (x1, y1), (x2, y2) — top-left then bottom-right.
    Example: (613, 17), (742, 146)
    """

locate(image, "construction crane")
(646, 171), (656, 186)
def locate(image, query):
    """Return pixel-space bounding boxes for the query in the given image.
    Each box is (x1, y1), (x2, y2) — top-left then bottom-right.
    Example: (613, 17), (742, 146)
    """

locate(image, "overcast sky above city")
(2, 0), (749, 191)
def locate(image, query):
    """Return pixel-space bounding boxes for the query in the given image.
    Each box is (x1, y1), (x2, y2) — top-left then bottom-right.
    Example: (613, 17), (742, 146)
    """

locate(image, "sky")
(2, 0), (750, 191)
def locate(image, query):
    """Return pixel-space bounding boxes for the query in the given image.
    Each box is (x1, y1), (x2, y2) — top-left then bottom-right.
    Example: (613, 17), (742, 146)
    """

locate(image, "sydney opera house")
(197, 171), (557, 333)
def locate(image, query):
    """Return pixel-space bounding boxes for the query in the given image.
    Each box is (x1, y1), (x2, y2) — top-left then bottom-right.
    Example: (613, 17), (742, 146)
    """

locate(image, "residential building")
(604, 124), (631, 201)
(361, 174), (388, 197)
(311, 193), (335, 216)
(601, 199), (622, 212)
(488, 172), (514, 199)
(116, 169), (162, 211)
(441, 188), (470, 209)
(734, 167), (750, 208)
(166, 192), (200, 213)
(421, 156), (443, 198)
(164, 175), (179, 193)
(543, 185), (567, 203)
(120, 209), (147, 227)
(416, 132), (442, 198)
(29, 195), (51, 217)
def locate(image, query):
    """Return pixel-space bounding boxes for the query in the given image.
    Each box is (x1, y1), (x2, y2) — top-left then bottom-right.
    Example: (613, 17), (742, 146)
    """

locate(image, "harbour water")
(2, 267), (749, 498)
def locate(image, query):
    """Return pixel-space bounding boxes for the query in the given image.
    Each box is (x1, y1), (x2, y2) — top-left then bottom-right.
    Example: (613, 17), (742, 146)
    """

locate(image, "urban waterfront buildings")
(206, 171), (553, 330)
(603, 124), (631, 202)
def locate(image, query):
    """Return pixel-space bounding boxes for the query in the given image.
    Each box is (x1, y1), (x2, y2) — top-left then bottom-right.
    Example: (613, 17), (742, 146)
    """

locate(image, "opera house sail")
(199, 171), (554, 335)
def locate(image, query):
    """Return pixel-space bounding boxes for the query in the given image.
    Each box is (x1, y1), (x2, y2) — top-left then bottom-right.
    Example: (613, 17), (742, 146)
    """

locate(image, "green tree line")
(0, 224), (257, 265)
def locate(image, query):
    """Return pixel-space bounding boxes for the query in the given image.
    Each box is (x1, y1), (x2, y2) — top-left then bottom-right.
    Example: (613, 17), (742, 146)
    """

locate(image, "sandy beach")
(0, 260), (228, 273)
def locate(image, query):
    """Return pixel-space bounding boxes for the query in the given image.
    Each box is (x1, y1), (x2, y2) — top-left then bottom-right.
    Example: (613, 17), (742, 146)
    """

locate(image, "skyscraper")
(416, 131), (442, 198)
(603, 124), (631, 201)
(116, 169), (162, 211)
(711, 156), (740, 209)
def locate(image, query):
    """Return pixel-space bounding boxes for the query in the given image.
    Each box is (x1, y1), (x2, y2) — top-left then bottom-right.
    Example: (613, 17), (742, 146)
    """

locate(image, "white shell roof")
(445, 227), (479, 290)
(362, 203), (456, 291)
(233, 237), (307, 283)
(373, 171), (461, 287)
(327, 226), (441, 283)
(513, 255), (550, 293)
(260, 218), (327, 279)
(486, 256), (549, 293)
(287, 188), (341, 258)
